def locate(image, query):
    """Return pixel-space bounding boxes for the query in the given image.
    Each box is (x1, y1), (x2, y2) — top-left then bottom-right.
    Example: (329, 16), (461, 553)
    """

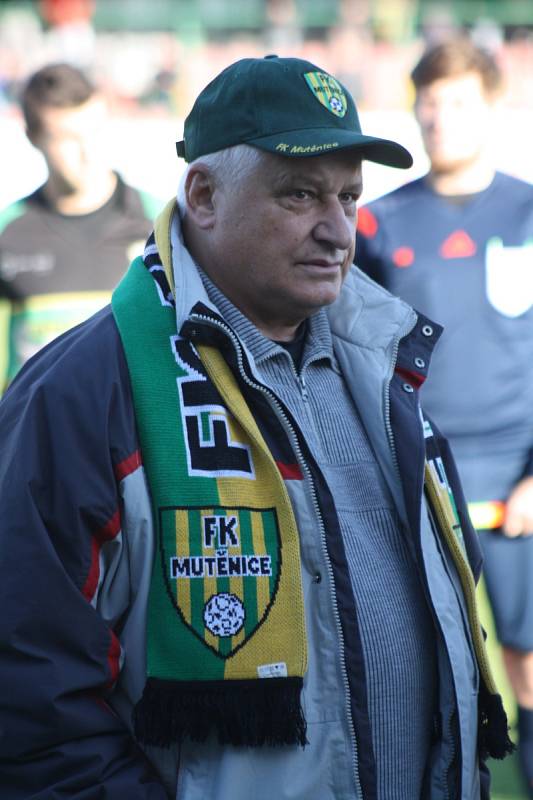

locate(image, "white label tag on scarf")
(257, 662), (288, 678)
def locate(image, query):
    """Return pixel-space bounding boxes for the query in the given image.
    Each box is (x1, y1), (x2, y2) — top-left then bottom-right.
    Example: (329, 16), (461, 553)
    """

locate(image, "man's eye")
(340, 193), (359, 205)
(292, 190), (313, 200)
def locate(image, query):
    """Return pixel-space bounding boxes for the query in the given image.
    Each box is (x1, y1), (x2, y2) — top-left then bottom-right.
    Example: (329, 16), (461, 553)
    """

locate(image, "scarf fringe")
(133, 676), (308, 749)
(478, 682), (515, 760)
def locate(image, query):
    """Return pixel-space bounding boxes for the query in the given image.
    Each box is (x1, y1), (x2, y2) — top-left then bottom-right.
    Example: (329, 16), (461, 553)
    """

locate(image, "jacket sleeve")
(0, 327), (168, 798)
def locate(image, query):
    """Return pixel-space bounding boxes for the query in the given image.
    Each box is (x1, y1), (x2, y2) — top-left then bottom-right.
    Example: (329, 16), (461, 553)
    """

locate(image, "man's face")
(414, 72), (494, 174)
(202, 150), (362, 339)
(28, 97), (110, 193)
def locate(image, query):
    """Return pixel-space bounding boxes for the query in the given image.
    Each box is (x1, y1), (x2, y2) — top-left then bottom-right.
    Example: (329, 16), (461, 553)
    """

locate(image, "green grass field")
(478, 580), (529, 799)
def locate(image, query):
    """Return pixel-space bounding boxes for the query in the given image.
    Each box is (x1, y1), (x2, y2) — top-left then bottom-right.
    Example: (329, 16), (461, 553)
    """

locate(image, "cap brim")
(246, 128), (413, 169)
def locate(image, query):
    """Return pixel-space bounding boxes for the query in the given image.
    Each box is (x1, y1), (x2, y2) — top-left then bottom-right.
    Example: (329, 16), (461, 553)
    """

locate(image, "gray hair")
(176, 144), (265, 217)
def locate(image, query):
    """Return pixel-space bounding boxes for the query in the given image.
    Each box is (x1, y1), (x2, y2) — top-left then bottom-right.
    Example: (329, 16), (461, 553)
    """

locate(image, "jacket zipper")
(384, 321), (456, 800)
(189, 312), (363, 799)
(443, 710), (455, 800)
(383, 330), (406, 478)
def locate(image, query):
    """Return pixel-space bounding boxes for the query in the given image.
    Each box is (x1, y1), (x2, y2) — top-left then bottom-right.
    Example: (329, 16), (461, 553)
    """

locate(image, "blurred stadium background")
(1, 1), (532, 796)
(1, 0), (532, 208)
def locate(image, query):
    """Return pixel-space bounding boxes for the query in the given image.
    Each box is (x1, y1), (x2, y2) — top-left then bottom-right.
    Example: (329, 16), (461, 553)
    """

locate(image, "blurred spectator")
(138, 68), (178, 113)
(355, 39), (533, 795)
(0, 62), (161, 389)
(38, 0), (97, 68)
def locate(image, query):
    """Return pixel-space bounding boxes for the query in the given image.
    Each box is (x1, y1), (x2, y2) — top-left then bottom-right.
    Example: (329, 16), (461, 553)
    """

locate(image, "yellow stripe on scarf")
(197, 343), (308, 683)
(153, 198), (176, 294)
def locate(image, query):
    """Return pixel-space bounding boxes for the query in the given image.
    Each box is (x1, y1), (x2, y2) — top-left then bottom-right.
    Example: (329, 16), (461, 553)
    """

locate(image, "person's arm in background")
(0, 322), (168, 799)
(504, 453), (533, 537)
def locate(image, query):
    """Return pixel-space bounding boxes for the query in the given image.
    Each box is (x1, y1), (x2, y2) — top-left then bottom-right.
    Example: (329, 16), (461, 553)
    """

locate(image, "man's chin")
(297, 288), (342, 315)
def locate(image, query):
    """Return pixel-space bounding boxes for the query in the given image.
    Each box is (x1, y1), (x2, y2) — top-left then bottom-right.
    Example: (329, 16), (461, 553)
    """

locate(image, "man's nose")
(313, 200), (354, 252)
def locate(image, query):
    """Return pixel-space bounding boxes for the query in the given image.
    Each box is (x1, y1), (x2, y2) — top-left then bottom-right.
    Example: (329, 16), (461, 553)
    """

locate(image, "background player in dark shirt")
(0, 63), (160, 388)
(355, 39), (533, 795)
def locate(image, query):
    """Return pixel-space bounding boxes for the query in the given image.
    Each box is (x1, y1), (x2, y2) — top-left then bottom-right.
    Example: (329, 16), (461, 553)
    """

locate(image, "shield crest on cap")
(304, 71), (348, 118)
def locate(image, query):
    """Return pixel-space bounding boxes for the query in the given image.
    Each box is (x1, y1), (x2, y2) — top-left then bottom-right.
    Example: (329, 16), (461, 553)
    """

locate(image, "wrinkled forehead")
(256, 147), (364, 188)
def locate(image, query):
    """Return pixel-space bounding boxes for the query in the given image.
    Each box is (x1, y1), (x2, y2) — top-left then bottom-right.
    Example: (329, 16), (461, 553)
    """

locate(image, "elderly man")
(0, 56), (512, 799)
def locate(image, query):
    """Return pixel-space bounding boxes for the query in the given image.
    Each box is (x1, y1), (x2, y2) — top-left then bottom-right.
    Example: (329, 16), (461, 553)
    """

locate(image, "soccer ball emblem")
(204, 592), (245, 637)
(330, 96), (343, 114)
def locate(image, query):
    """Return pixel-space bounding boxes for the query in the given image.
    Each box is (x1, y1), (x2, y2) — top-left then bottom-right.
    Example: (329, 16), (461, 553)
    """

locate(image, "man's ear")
(185, 166), (217, 229)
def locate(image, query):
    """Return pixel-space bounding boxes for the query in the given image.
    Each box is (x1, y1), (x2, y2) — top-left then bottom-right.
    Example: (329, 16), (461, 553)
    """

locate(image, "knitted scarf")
(112, 253), (307, 749)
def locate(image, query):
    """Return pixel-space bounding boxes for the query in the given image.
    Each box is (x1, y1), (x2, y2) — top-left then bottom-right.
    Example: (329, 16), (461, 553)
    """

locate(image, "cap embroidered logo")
(303, 71), (348, 118)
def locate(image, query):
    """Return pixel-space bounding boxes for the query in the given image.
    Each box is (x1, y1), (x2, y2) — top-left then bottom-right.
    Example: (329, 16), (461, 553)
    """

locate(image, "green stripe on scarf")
(112, 256), (307, 747)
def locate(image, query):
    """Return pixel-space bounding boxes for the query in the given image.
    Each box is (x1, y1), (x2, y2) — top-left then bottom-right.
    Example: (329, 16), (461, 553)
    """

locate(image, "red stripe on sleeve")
(106, 630), (121, 687)
(114, 450), (142, 482)
(82, 510), (122, 601)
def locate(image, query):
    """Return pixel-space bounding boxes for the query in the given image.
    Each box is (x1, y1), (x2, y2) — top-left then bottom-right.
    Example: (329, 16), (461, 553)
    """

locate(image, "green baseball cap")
(176, 55), (412, 169)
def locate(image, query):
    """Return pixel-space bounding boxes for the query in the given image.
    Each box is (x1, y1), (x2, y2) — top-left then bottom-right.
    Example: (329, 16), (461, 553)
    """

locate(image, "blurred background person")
(355, 38), (533, 796)
(0, 62), (161, 389)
